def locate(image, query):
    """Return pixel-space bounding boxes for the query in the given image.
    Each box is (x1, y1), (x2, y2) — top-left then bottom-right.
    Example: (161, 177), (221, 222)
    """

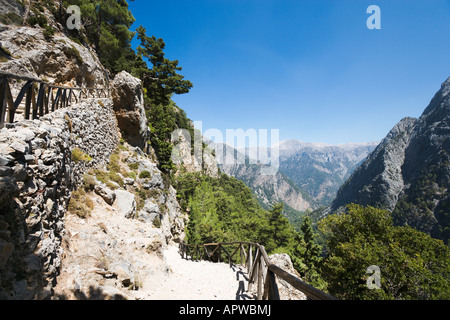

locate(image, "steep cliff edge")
(329, 77), (450, 243)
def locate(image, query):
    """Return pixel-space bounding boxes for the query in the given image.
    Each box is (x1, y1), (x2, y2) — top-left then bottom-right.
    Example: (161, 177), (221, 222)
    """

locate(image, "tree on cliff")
(63, 0), (136, 72)
(135, 25), (193, 105)
(129, 25), (193, 172)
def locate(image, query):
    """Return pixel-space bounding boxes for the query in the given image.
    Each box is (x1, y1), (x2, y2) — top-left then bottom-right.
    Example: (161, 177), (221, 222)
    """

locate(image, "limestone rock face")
(268, 253), (307, 300)
(329, 77), (450, 242)
(110, 71), (148, 149)
(0, 24), (107, 88)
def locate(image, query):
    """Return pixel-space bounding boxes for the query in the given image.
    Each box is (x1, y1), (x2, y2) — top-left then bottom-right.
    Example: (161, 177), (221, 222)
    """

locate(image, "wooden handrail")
(0, 71), (110, 127)
(179, 241), (337, 300)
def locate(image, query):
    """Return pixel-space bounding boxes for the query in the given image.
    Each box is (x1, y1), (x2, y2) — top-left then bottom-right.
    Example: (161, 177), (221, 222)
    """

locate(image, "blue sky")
(129, 0), (450, 145)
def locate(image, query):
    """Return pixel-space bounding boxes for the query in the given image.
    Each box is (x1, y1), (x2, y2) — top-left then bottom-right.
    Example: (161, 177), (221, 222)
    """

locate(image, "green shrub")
(71, 148), (93, 163)
(67, 45), (84, 64)
(153, 215), (161, 228)
(106, 181), (119, 190)
(93, 169), (109, 184)
(27, 13), (47, 28)
(139, 171), (151, 179)
(109, 172), (124, 188)
(128, 162), (139, 171)
(43, 25), (55, 39)
(107, 153), (121, 174)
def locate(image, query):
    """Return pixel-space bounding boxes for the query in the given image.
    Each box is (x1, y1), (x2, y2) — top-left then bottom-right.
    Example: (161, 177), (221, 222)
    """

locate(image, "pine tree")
(64, 0), (136, 73)
(136, 25), (193, 105)
(299, 215), (322, 282)
(265, 203), (295, 252)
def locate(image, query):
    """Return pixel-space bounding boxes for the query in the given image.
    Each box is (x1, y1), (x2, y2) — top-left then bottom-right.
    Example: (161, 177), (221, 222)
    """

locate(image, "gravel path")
(144, 245), (254, 300)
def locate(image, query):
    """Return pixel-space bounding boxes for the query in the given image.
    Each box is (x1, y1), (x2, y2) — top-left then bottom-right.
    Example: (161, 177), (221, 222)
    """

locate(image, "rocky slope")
(52, 141), (187, 300)
(0, 18), (188, 299)
(0, 23), (108, 88)
(329, 77), (450, 243)
(277, 140), (378, 205)
(216, 140), (376, 222)
(215, 142), (316, 219)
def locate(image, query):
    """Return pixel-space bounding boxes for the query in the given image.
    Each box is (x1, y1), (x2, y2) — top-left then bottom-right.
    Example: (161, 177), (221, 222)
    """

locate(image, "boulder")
(114, 190), (136, 219)
(94, 184), (116, 206)
(137, 199), (160, 226)
(111, 71), (148, 149)
(268, 253), (307, 300)
(0, 25), (107, 88)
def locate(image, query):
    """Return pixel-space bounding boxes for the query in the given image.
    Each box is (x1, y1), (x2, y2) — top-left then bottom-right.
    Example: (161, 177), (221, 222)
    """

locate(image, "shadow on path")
(232, 265), (254, 300)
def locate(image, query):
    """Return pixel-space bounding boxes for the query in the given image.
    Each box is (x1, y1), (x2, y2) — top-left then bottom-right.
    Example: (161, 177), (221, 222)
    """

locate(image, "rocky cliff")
(215, 142), (316, 219)
(0, 22), (188, 299)
(216, 140), (376, 222)
(329, 77), (450, 243)
(0, 23), (108, 89)
(277, 141), (378, 205)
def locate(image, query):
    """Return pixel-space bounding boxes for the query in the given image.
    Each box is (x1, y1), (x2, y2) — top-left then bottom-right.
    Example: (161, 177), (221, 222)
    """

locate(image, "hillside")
(329, 77), (450, 243)
(216, 140), (376, 225)
(215, 142), (317, 224)
(277, 140), (378, 205)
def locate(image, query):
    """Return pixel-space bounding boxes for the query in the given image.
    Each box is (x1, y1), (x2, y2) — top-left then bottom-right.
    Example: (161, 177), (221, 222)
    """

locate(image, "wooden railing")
(0, 71), (110, 127)
(179, 241), (337, 300)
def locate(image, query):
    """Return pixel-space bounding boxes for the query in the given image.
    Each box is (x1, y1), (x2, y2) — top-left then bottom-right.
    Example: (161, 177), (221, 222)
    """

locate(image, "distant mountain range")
(211, 139), (377, 223)
(329, 77), (450, 243)
(276, 140), (378, 205)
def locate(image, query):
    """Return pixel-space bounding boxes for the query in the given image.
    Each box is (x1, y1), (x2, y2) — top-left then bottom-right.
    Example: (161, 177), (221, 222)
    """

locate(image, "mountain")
(329, 77), (450, 243)
(213, 139), (376, 225)
(276, 140), (378, 205)
(214, 143), (317, 223)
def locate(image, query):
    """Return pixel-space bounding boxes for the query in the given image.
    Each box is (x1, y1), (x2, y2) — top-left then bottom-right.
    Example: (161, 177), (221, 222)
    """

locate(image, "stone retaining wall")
(0, 98), (119, 299)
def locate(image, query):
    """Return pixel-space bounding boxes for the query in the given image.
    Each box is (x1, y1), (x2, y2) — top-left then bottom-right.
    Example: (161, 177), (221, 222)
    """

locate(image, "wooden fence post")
(0, 77), (7, 126)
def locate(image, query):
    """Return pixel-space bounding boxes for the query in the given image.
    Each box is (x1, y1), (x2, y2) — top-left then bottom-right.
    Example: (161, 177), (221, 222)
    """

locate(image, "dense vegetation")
(20, 0), (450, 300)
(319, 204), (449, 300)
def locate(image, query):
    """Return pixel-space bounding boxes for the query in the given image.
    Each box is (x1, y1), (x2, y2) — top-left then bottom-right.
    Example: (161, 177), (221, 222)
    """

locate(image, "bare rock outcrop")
(110, 71), (148, 149)
(329, 77), (450, 242)
(0, 24), (107, 88)
(268, 253), (307, 300)
(172, 132), (219, 178)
